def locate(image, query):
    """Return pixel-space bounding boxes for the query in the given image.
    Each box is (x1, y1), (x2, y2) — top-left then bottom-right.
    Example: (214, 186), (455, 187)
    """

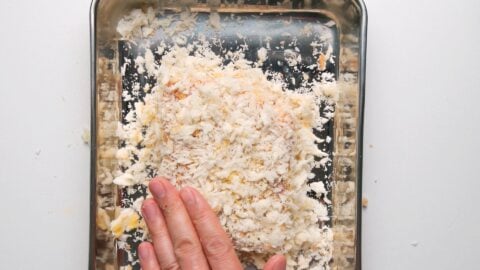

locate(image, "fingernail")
(142, 201), (157, 221)
(180, 187), (197, 207)
(150, 181), (166, 199)
(138, 243), (150, 261)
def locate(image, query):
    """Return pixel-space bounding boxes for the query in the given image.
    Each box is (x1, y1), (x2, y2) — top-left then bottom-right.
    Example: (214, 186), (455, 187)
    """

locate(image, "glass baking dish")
(89, 1), (367, 269)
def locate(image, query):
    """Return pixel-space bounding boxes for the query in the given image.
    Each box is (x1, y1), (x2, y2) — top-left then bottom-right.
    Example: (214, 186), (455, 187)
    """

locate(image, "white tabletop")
(0, 0), (479, 269)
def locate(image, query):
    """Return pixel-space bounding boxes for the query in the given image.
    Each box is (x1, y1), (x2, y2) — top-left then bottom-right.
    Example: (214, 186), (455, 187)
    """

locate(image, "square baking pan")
(89, 0), (367, 269)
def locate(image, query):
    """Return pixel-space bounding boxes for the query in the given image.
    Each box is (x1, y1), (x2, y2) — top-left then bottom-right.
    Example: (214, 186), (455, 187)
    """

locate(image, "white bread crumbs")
(111, 8), (338, 270)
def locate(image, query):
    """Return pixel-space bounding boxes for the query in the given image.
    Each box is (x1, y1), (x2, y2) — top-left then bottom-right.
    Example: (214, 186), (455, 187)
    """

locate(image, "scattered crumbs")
(209, 12), (221, 30)
(301, 23), (314, 37)
(97, 208), (111, 231)
(110, 208), (141, 238)
(362, 197), (369, 208)
(82, 129), (91, 145)
(283, 16), (293, 26)
(34, 149), (42, 157)
(317, 45), (333, 71)
(257, 47), (267, 65)
(325, 20), (336, 27)
(265, 36), (272, 50)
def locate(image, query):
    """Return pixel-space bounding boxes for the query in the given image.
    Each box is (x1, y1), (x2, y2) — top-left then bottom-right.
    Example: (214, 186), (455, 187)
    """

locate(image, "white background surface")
(0, 0), (479, 269)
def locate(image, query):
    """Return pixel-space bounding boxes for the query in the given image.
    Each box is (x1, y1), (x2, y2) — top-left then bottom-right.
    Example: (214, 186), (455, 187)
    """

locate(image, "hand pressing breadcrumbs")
(139, 177), (287, 270)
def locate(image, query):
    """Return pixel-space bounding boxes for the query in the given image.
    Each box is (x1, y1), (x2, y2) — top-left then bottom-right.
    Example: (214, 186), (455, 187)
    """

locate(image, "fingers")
(141, 199), (178, 270)
(138, 242), (161, 270)
(263, 255), (286, 270)
(179, 187), (243, 270)
(149, 178), (209, 270)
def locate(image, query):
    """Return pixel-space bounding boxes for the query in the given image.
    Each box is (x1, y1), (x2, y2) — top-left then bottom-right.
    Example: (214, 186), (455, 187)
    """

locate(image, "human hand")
(139, 177), (286, 270)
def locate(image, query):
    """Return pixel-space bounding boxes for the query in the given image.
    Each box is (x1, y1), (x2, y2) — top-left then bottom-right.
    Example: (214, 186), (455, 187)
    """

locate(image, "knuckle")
(174, 237), (199, 258)
(192, 210), (211, 226)
(161, 199), (182, 215)
(148, 225), (166, 237)
(202, 237), (232, 258)
(146, 220), (167, 237)
(161, 261), (181, 270)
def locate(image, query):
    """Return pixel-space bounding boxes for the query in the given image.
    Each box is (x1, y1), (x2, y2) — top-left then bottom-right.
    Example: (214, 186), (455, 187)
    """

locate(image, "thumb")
(263, 254), (286, 270)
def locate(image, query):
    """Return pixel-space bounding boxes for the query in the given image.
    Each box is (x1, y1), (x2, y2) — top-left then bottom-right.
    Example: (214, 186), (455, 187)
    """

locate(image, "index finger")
(179, 187), (243, 270)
